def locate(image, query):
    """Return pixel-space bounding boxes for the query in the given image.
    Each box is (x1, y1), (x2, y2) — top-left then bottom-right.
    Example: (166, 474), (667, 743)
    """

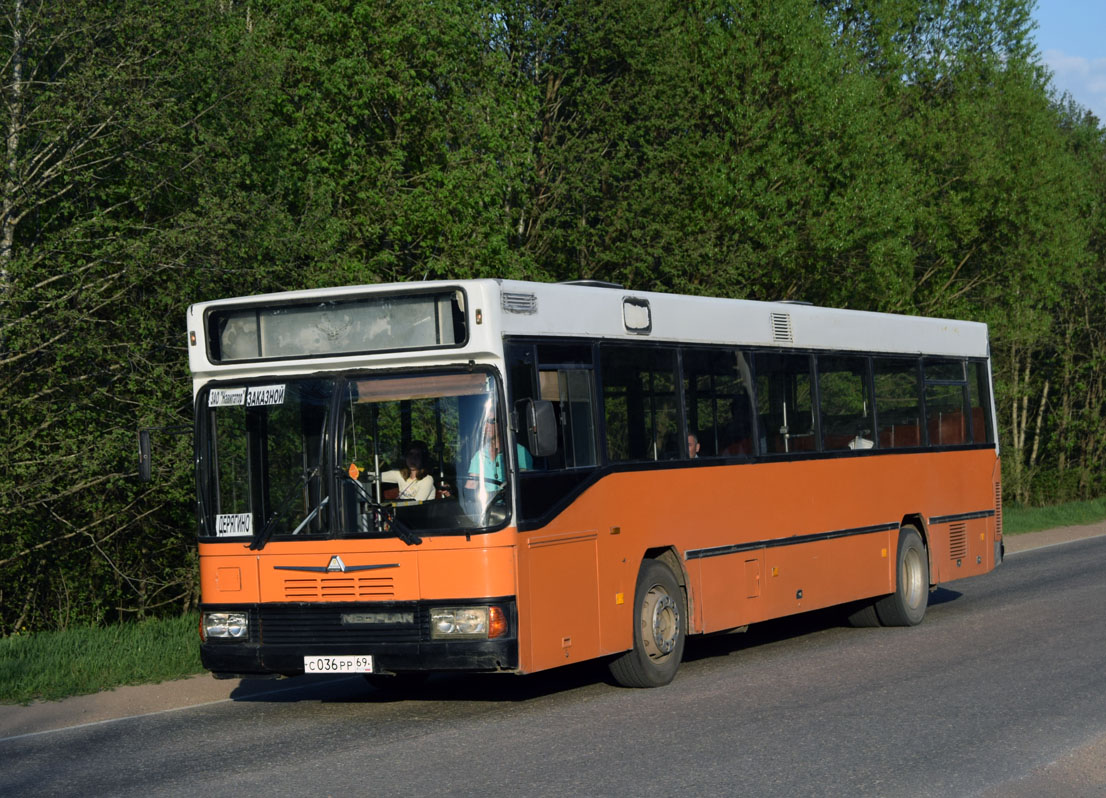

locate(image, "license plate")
(303, 655), (374, 674)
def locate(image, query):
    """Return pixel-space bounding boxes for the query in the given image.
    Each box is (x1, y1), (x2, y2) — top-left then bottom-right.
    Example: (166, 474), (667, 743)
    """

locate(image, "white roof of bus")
(188, 278), (989, 370)
(491, 280), (988, 357)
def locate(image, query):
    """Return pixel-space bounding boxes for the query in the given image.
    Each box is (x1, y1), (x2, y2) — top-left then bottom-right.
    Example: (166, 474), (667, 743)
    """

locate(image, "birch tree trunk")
(1, 0), (24, 297)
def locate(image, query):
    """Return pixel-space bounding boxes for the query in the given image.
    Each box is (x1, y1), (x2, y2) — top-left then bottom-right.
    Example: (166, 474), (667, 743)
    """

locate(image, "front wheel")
(875, 526), (929, 626)
(609, 559), (686, 688)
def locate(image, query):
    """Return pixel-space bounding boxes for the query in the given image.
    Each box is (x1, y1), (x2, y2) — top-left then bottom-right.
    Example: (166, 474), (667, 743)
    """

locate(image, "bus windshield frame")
(195, 367), (515, 545)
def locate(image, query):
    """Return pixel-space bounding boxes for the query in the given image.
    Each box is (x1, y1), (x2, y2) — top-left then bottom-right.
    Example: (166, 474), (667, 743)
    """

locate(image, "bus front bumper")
(199, 599), (518, 678)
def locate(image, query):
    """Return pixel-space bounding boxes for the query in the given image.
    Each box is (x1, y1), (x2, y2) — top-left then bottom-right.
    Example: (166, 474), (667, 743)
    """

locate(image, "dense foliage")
(2, 0), (1103, 633)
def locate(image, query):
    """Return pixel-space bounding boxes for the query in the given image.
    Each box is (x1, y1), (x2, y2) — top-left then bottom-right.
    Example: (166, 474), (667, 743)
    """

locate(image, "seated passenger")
(380, 441), (436, 501)
(688, 432), (701, 459)
(466, 420), (532, 491)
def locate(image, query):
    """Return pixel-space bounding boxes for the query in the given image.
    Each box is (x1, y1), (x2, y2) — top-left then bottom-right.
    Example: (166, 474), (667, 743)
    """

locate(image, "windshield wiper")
(340, 470), (423, 546)
(249, 465), (321, 551)
(290, 495), (329, 535)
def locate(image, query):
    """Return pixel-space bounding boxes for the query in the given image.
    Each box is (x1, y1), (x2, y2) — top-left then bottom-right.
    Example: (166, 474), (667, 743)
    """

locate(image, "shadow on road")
(226, 660), (615, 705)
(684, 584), (964, 664)
(226, 586), (968, 706)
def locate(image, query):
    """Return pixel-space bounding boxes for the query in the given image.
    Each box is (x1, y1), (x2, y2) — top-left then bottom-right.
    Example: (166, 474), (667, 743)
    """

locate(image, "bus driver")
(465, 419), (532, 493)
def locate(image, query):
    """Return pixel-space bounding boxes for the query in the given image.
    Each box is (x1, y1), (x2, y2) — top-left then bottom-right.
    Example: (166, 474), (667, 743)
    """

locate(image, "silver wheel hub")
(903, 548), (925, 608)
(642, 586), (680, 659)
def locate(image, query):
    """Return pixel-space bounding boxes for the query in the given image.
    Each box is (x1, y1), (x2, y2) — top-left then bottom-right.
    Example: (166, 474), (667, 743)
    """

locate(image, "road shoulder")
(1002, 520), (1106, 554)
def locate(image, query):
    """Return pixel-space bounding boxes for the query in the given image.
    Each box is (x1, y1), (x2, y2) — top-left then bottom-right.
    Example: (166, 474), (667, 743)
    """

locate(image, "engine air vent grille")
(949, 522), (967, 559)
(282, 576), (395, 601)
(502, 292), (537, 314)
(770, 312), (793, 343)
(994, 482), (1003, 537)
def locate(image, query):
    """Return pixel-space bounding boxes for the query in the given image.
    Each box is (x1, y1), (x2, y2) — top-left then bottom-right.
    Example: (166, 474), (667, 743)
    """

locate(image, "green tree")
(0, 0), (253, 632)
(227, 0), (542, 288)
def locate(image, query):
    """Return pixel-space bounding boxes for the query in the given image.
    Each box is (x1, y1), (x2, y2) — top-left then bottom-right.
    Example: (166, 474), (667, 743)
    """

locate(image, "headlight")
(203, 611), (249, 640)
(430, 606), (506, 639)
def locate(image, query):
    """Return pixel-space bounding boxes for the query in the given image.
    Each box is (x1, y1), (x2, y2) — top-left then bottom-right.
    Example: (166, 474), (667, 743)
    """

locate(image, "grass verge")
(0, 613), (203, 705)
(1003, 496), (1106, 535)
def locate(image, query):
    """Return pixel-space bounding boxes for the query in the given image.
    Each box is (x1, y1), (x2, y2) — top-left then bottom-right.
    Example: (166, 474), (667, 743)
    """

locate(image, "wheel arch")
(642, 546), (692, 632)
(900, 513), (934, 587)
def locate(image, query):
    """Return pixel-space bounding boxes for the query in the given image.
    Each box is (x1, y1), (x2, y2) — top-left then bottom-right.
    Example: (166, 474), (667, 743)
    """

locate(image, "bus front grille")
(259, 604), (426, 645)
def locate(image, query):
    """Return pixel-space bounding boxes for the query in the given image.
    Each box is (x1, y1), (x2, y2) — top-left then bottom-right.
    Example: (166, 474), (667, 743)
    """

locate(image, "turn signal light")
(488, 606), (507, 639)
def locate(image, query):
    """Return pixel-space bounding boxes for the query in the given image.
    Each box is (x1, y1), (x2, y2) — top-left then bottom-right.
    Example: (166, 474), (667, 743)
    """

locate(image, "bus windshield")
(197, 370), (514, 544)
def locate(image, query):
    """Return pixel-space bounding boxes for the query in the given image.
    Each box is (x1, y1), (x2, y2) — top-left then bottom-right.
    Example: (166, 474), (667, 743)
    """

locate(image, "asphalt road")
(2, 535), (1105, 797)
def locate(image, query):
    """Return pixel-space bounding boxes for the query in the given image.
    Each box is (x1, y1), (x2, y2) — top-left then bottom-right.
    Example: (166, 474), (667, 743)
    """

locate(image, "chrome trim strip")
(685, 522), (899, 561)
(929, 510), (995, 525)
(274, 563), (399, 573)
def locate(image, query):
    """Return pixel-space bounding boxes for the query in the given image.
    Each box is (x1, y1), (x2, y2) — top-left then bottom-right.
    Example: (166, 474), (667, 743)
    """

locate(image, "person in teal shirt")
(465, 419), (532, 494)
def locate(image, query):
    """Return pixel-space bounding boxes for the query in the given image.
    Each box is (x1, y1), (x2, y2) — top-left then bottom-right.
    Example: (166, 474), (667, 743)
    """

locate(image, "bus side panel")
(757, 533), (895, 622)
(695, 552), (763, 631)
(927, 516), (993, 583)
(517, 531), (602, 673)
(516, 472), (664, 672)
(515, 447), (998, 672)
(694, 531), (896, 630)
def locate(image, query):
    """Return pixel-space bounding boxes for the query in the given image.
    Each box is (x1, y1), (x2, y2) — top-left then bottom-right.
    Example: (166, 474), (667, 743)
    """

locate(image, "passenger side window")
(506, 341), (600, 525)
(925, 359), (969, 445)
(817, 356), (874, 451)
(601, 345), (680, 462)
(506, 342), (598, 470)
(682, 348), (755, 457)
(538, 365), (599, 468)
(754, 353), (815, 454)
(873, 358), (922, 448)
(967, 361), (993, 444)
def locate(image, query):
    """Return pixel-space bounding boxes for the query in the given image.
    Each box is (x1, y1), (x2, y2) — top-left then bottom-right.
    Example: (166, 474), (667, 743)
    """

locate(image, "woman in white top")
(380, 441), (436, 501)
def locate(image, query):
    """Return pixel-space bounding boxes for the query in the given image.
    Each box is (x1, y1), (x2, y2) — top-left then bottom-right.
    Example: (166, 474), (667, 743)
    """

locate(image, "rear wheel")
(609, 559), (685, 688)
(845, 601), (881, 628)
(875, 526), (929, 626)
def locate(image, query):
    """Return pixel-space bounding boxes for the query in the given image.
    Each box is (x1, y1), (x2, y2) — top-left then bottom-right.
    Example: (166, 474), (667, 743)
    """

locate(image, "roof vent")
(502, 292), (537, 314)
(770, 312), (793, 343)
(623, 297), (652, 334)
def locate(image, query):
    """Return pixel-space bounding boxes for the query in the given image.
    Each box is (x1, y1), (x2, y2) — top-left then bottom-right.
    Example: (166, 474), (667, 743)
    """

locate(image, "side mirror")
(138, 429), (152, 482)
(518, 399), (558, 458)
(136, 424), (189, 482)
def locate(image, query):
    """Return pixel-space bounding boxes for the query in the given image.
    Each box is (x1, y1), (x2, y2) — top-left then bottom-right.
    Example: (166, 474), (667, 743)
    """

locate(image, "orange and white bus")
(189, 279), (1002, 687)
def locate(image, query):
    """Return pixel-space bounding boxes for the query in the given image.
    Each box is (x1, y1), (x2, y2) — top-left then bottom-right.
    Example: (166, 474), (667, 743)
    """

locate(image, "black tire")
(846, 601), (881, 628)
(608, 559), (686, 688)
(875, 526), (929, 626)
